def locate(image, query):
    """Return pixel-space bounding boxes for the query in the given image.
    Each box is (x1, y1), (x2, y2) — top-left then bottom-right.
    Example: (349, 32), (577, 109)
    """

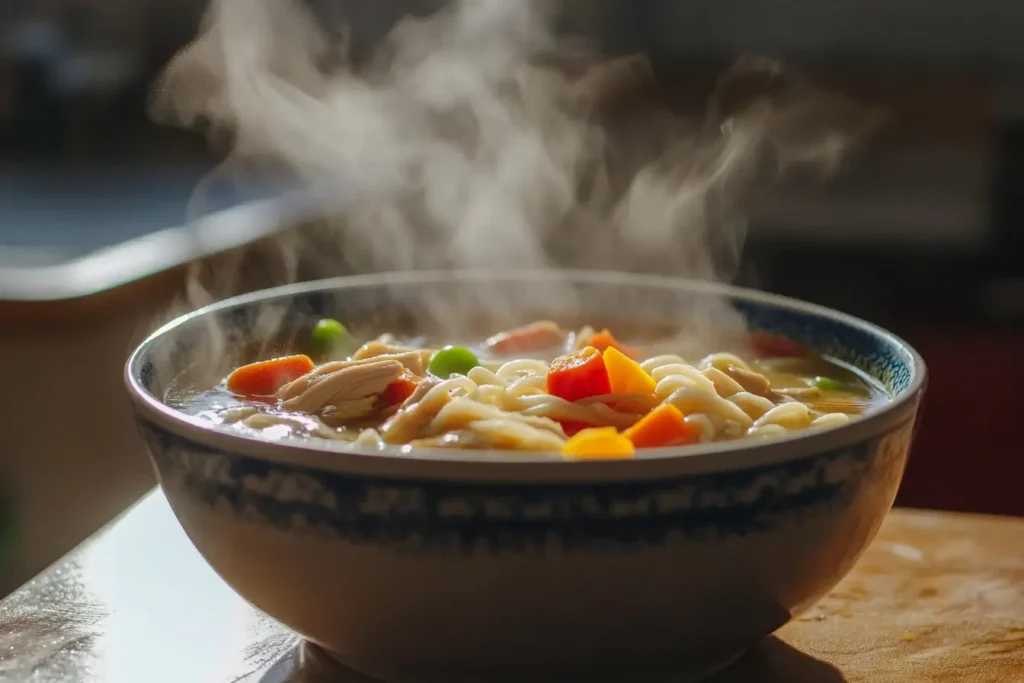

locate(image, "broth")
(168, 320), (887, 458)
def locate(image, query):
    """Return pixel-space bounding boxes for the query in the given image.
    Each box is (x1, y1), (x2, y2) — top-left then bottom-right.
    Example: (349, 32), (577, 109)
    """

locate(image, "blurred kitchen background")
(1, 1), (1022, 595)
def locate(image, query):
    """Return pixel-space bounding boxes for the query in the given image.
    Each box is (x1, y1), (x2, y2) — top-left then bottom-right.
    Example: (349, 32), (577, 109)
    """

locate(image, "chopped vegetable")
(581, 328), (638, 358)
(623, 404), (699, 448)
(555, 418), (591, 438)
(226, 355), (315, 396)
(428, 345), (480, 379)
(485, 321), (565, 354)
(546, 346), (611, 403)
(812, 376), (844, 391)
(603, 346), (656, 395)
(378, 372), (422, 408)
(562, 427), (636, 459)
(750, 332), (806, 358)
(310, 319), (349, 357)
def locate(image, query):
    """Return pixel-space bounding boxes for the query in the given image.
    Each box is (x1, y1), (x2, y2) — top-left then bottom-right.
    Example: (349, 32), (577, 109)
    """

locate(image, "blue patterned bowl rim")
(124, 270), (926, 483)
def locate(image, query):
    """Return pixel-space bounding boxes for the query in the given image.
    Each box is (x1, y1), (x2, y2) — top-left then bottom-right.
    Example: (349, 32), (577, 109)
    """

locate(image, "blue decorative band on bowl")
(139, 418), (913, 552)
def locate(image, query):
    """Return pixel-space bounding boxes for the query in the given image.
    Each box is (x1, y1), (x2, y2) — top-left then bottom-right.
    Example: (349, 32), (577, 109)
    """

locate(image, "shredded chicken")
(360, 349), (430, 376)
(278, 355), (425, 400)
(352, 340), (433, 375)
(725, 364), (776, 398)
(278, 359), (404, 419)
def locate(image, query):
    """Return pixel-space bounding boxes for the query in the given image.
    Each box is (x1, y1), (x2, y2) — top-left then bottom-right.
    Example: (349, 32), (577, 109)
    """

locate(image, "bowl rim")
(125, 269), (927, 482)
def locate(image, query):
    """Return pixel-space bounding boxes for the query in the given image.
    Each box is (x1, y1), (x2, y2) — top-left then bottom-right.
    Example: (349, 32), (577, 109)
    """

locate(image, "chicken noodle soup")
(170, 320), (886, 459)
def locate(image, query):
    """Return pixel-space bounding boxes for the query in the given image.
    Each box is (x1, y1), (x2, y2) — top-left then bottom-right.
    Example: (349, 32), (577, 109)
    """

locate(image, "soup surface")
(169, 319), (887, 458)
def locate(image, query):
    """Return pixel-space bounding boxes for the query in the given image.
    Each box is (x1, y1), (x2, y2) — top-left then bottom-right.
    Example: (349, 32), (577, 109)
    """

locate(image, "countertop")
(0, 491), (1021, 683)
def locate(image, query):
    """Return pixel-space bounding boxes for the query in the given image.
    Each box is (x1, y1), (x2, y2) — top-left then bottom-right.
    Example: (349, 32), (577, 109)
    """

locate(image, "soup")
(170, 319), (886, 458)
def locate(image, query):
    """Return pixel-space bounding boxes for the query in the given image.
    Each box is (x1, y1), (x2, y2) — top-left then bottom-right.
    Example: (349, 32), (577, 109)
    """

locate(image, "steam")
(150, 0), (882, 385)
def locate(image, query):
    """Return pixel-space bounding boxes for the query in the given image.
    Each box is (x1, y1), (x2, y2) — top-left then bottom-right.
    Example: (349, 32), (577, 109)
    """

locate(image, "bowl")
(125, 270), (926, 683)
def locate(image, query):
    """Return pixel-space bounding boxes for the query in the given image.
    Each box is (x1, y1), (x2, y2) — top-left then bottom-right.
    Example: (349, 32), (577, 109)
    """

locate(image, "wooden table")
(0, 491), (1021, 683)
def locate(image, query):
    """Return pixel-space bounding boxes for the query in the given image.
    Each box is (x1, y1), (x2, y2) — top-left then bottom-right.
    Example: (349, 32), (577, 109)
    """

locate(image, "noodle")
(175, 320), (882, 456)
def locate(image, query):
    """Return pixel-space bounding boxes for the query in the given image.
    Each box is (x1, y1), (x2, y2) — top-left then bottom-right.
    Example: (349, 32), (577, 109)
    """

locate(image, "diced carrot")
(603, 346), (656, 395)
(226, 355), (315, 396)
(624, 404), (699, 449)
(485, 321), (566, 354)
(555, 418), (592, 438)
(581, 328), (638, 359)
(546, 346), (611, 403)
(750, 332), (806, 358)
(562, 427), (636, 460)
(377, 372), (422, 408)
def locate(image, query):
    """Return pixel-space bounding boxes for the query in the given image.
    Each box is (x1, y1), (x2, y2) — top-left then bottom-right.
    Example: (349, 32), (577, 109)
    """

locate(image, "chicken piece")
(277, 361), (348, 397)
(278, 355), (426, 400)
(352, 341), (433, 376)
(724, 364), (776, 398)
(361, 350), (431, 377)
(280, 360), (404, 420)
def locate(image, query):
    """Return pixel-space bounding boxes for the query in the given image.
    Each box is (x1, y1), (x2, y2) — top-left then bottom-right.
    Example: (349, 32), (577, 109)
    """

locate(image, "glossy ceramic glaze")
(125, 271), (926, 683)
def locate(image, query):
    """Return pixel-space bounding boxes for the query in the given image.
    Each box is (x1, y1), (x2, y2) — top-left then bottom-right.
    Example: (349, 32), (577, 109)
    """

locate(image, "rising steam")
(149, 0), (882, 383)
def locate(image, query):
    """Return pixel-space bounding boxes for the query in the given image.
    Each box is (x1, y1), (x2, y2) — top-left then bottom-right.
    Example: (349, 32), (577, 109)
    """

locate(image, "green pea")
(812, 376), (844, 391)
(428, 345), (480, 379)
(310, 318), (348, 357)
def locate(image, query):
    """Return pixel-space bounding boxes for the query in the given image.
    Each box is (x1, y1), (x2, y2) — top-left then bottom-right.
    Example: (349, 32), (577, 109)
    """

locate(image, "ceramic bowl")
(125, 270), (926, 683)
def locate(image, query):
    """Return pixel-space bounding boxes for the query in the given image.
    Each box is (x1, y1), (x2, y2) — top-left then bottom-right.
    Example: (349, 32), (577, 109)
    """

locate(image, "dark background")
(0, 1), (1021, 593)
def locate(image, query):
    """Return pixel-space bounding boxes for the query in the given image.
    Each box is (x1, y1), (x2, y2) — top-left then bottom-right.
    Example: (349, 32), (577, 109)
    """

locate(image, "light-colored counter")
(0, 199), (297, 595)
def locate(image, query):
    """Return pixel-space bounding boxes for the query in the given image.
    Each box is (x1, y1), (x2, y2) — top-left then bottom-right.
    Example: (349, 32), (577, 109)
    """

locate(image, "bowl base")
(312, 643), (749, 683)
